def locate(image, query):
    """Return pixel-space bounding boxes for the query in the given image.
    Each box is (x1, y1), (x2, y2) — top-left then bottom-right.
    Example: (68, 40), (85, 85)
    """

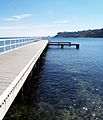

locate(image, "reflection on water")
(4, 38), (103, 120)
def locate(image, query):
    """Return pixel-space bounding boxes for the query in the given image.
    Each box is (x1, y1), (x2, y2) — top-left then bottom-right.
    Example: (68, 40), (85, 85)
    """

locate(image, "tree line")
(54, 28), (103, 38)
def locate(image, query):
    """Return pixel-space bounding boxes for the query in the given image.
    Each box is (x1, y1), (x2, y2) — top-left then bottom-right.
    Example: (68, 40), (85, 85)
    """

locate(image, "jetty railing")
(0, 37), (41, 53)
(0, 40), (48, 120)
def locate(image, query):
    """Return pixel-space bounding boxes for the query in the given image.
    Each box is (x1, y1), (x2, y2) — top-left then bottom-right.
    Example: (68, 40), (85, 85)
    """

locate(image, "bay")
(4, 38), (103, 120)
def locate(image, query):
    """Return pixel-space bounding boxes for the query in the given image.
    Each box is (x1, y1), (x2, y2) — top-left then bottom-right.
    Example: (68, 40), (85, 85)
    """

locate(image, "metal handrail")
(0, 37), (41, 53)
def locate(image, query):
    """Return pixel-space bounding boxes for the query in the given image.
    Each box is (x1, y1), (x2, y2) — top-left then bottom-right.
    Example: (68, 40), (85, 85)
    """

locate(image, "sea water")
(4, 38), (103, 120)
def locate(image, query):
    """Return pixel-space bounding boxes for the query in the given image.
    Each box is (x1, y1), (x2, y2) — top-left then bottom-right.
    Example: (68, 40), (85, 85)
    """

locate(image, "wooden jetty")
(48, 41), (80, 49)
(0, 39), (79, 119)
(0, 40), (48, 120)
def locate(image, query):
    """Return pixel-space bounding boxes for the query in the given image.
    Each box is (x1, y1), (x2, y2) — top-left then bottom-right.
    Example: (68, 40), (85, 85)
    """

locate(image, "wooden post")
(76, 44), (79, 49)
(61, 44), (63, 49)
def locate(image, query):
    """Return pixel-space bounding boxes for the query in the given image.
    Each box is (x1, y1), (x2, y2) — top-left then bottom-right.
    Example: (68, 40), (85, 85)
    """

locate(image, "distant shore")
(53, 36), (103, 38)
(54, 28), (103, 38)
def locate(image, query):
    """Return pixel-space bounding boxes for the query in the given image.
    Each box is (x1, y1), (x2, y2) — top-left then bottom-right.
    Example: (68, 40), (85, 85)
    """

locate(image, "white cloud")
(52, 20), (69, 24)
(0, 26), (31, 30)
(5, 14), (32, 21)
(1, 22), (98, 37)
(0, 24), (70, 37)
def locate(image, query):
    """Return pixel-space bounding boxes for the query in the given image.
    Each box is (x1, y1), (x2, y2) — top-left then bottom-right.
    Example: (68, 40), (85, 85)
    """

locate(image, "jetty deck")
(0, 40), (48, 120)
(49, 41), (80, 49)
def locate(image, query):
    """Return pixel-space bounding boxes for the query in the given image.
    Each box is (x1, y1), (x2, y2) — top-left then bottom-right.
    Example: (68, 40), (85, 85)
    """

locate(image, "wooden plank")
(0, 40), (48, 120)
(0, 40), (48, 96)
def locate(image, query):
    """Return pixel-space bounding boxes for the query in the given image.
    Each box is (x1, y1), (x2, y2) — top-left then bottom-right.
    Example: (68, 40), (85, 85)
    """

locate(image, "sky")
(0, 0), (103, 37)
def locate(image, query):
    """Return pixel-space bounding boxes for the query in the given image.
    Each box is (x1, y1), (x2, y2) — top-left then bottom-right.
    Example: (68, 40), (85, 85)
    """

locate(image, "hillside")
(54, 28), (103, 38)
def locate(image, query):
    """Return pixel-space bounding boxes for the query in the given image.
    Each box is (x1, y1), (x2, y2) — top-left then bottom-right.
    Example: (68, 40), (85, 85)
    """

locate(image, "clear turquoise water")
(4, 38), (103, 120)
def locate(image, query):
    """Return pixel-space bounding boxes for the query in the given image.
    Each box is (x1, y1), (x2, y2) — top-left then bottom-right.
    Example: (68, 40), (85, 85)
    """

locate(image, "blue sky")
(0, 0), (103, 37)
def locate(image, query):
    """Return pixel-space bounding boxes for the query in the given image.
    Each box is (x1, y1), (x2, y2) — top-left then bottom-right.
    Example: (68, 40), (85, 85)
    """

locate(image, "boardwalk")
(0, 40), (48, 120)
